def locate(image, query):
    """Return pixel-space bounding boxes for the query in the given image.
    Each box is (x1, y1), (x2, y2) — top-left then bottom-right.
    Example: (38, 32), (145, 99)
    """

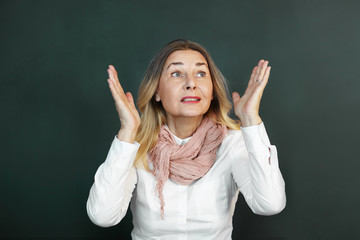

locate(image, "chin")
(179, 111), (208, 118)
(166, 106), (210, 119)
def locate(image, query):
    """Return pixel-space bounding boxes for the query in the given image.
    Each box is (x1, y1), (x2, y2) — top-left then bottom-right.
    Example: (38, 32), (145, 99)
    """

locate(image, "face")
(156, 50), (213, 121)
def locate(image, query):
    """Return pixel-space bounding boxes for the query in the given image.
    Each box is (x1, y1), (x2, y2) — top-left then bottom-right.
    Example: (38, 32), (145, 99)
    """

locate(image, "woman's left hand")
(232, 59), (271, 127)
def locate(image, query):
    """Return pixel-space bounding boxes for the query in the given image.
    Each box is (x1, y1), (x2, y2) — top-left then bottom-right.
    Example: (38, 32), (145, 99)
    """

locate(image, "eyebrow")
(166, 62), (208, 69)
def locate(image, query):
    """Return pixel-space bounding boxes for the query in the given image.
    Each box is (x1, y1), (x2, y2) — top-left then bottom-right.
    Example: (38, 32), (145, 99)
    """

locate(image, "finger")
(109, 65), (121, 85)
(107, 68), (117, 84)
(249, 66), (258, 85)
(257, 60), (269, 82)
(255, 60), (264, 77)
(232, 92), (241, 104)
(107, 67), (124, 95)
(107, 78), (122, 102)
(126, 92), (136, 108)
(261, 66), (271, 85)
(107, 67), (118, 84)
(251, 60), (264, 84)
(109, 65), (118, 75)
(252, 67), (271, 96)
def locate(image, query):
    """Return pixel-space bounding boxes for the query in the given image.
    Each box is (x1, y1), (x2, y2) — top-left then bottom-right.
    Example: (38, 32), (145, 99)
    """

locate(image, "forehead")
(165, 50), (207, 66)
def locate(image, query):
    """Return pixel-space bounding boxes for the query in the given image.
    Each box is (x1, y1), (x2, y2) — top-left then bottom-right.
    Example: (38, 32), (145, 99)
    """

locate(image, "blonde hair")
(135, 39), (240, 169)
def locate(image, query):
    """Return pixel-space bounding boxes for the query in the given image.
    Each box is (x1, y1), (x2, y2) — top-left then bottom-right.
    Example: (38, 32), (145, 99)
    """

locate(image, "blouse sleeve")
(231, 122), (286, 215)
(86, 136), (139, 227)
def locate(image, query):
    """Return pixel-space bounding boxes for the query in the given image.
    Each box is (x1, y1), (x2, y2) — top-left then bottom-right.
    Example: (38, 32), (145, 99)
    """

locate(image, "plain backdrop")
(1, 0), (359, 239)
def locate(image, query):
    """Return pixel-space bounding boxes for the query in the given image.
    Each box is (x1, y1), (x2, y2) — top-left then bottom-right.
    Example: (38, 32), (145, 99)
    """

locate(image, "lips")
(181, 96), (201, 102)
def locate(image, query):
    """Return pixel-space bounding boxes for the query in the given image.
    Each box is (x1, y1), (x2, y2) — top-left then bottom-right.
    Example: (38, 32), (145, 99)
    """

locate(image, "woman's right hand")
(107, 65), (141, 143)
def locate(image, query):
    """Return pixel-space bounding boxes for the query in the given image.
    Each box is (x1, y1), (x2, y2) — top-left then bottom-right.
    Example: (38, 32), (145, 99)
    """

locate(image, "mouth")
(181, 96), (201, 102)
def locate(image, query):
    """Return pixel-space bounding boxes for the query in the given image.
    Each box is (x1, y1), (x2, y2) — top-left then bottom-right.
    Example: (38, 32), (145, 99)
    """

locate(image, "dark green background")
(1, 0), (359, 239)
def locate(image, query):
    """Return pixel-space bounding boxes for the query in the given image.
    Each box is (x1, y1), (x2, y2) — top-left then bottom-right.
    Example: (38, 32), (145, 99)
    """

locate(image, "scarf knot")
(149, 117), (227, 219)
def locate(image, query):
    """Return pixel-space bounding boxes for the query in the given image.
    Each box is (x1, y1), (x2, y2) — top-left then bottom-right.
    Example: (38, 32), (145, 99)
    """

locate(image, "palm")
(232, 60), (271, 127)
(107, 65), (141, 130)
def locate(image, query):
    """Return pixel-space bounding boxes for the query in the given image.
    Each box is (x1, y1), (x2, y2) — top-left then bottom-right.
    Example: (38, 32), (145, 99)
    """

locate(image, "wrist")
(117, 128), (138, 143)
(239, 115), (262, 127)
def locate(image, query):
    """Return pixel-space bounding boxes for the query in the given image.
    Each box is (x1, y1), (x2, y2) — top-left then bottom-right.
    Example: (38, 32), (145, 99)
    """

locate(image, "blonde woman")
(86, 39), (286, 239)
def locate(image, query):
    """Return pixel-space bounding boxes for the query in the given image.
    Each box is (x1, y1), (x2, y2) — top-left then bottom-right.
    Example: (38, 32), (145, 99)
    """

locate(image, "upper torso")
(131, 129), (247, 240)
(86, 123), (286, 240)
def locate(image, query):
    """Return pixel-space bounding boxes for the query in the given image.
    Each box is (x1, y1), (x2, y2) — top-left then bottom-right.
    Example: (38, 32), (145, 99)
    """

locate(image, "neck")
(166, 115), (204, 139)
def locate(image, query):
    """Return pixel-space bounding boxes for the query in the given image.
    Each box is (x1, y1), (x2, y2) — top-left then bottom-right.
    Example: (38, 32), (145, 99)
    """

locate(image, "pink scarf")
(149, 117), (227, 219)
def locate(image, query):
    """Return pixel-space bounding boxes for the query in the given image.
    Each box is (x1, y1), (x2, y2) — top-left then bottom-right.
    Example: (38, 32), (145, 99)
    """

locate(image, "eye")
(171, 71), (183, 77)
(196, 71), (206, 77)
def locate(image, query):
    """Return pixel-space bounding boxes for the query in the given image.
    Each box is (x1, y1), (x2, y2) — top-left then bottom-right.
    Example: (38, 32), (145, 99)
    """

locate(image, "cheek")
(157, 83), (180, 108)
(202, 81), (213, 100)
(158, 86), (175, 102)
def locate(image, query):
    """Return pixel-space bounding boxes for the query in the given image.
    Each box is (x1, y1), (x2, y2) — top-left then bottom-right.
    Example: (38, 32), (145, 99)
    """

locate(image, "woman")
(86, 39), (286, 239)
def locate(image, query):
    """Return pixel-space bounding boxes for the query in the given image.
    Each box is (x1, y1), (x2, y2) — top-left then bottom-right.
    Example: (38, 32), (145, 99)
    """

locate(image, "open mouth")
(181, 96), (201, 102)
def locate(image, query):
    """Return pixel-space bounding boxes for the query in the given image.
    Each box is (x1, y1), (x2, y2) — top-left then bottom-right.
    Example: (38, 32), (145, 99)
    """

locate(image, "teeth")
(182, 98), (200, 102)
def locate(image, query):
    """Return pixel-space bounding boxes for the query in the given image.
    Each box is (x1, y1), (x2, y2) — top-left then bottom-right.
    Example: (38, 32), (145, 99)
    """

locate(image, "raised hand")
(232, 60), (271, 127)
(107, 65), (140, 142)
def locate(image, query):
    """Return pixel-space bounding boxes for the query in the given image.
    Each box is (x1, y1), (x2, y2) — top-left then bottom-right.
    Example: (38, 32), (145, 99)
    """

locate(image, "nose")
(184, 75), (196, 90)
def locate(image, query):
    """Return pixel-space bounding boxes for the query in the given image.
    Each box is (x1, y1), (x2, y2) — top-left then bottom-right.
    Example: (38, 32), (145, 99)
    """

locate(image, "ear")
(155, 92), (161, 102)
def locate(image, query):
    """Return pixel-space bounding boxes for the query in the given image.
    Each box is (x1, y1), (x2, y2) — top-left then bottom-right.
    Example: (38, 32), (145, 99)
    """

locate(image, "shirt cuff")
(104, 135), (140, 169)
(240, 122), (270, 153)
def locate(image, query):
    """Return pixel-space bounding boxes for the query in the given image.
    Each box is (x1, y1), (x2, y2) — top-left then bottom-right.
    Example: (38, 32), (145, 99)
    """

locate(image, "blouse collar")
(165, 124), (192, 146)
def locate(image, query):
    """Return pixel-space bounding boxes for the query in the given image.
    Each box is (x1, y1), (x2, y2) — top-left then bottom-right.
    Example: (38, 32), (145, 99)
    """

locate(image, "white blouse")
(86, 122), (286, 240)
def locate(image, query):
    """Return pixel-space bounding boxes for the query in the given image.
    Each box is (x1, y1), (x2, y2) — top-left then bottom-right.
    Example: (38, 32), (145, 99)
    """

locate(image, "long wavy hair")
(135, 39), (240, 169)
